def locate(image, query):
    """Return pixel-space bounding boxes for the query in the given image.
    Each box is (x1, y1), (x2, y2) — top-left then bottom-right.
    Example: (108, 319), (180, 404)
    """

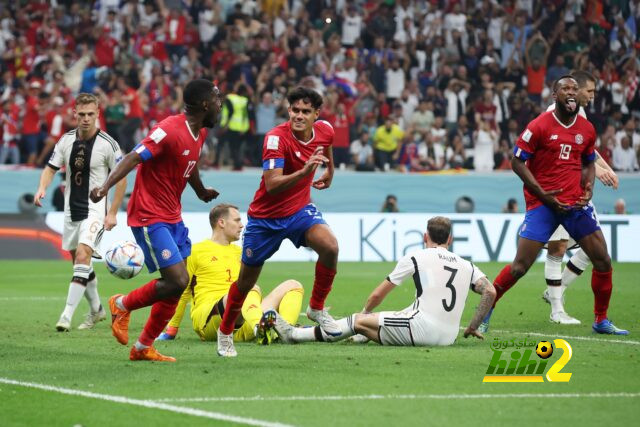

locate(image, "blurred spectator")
(446, 134), (467, 169)
(503, 198), (519, 213)
(0, 99), (19, 165)
(350, 130), (375, 172)
(612, 136), (639, 171)
(117, 76), (143, 153)
(380, 194), (399, 213)
(474, 120), (498, 172)
(217, 82), (252, 170)
(373, 116), (403, 171)
(614, 198), (627, 215)
(252, 91), (278, 167)
(22, 81), (43, 166)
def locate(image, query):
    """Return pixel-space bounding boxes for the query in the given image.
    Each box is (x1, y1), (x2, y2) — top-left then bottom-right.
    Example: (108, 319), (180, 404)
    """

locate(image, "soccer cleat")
(592, 319), (629, 335)
(56, 314), (71, 332)
(156, 332), (176, 341)
(549, 311), (581, 325)
(306, 306), (341, 337)
(129, 346), (176, 362)
(217, 329), (237, 357)
(477, 308), (493, 334)
(109, 294), (131, 345)
(255, 310), (277, 345)
(77, 306), (107, 330)
(273, 312), (295, 344)
(348, 334), (370, 344)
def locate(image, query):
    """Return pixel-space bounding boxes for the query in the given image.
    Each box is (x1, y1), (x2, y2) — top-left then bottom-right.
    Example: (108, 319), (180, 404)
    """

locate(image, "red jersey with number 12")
(515, 111), (596, 211)
(128, 113), (207, 226)
(248, 120), (334, 218)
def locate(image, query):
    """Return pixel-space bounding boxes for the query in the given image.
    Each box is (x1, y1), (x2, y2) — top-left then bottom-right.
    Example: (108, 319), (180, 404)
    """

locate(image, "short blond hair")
(75, 93), (99, 107)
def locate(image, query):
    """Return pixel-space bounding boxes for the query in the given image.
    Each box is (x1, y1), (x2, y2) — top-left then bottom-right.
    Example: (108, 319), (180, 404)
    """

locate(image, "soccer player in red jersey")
(480, 76), (628, 335)
(216, 87), (340, 357)
(90, 79), (222, 361)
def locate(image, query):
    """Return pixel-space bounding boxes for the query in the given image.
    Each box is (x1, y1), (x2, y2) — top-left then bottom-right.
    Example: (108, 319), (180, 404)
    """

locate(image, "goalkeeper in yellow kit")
(157, 203), (304, 343)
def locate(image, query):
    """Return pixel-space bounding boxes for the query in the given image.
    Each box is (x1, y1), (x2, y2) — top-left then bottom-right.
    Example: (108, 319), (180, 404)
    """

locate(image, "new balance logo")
(550, 135), (558, 140)
(182, 150), (190, 156)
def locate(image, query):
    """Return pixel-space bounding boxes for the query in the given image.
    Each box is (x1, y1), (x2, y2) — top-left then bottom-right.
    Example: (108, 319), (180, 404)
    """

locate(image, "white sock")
(547, 285), (565, 314)
(61, 264), (91, 319)
(134, 341), (149, 350)
(84, 269), (102, 313)
(545, 254), (562, 283)
(562, 249), (590, 290)
(293, 315), (357, 343)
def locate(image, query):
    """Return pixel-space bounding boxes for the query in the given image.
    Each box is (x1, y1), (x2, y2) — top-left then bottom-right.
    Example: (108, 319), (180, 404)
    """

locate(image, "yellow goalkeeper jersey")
(187, 239), (241, 308)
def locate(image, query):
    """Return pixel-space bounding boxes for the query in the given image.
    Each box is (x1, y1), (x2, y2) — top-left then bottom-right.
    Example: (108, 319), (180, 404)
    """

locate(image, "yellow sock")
(167, 285), (192, 329)
(278, 288), (304, 325)
(241, 288), (263, 331)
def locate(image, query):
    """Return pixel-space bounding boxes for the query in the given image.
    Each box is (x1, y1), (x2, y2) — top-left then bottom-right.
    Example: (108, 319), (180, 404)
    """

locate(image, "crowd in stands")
(0, 0), (639, 173)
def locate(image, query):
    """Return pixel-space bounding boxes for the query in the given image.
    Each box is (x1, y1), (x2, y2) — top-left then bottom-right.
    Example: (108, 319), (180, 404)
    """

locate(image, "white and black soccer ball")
(104, 241), (144, 279)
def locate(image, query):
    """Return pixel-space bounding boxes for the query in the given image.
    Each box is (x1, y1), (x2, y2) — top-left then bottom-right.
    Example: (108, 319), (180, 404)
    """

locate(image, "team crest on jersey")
(245, 248), (253, 258)
(161, 249), (172, 260)
(575, 134), (583, 145)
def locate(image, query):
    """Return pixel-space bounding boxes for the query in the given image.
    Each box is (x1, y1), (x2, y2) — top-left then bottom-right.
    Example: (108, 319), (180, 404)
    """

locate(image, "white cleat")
(216, 329), (237, 357)
(56, 315), (71, 332)
(273, 312), (295, 344)
(550, 311), (581, 325)
(78, 306), (107, 330)
(306, 306), (341, 337)
(347, 333), (370, 344)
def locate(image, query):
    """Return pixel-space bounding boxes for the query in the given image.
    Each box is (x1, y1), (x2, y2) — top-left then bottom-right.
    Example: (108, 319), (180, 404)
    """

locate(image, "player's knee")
(171, 269), (190, 291)
(592, 254), (611, 272)
(510, 262), (529, 279)
(251, 284), (261, 293)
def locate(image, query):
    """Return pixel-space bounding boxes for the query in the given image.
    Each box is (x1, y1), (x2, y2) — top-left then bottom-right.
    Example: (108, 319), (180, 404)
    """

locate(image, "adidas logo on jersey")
(182, 150), (190, 156)
(210, 256), (217, 262)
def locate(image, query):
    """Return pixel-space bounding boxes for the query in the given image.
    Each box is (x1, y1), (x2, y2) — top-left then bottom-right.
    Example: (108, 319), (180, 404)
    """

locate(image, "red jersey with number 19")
(514, 111), (596, 211)
(248, 120), (334, 218)
(128, 113), (208, 226)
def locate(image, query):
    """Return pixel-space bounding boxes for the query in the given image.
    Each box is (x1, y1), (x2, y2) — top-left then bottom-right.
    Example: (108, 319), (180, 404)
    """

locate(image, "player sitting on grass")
(272, 216), (496, 346)
(157, 204), (304, 344)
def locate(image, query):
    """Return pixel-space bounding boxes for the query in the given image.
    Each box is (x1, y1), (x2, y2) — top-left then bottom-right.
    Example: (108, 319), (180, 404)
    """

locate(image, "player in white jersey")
(273, 216), (496, 346)
(542, 71), (619, 325)
(34, 93), (127, 332)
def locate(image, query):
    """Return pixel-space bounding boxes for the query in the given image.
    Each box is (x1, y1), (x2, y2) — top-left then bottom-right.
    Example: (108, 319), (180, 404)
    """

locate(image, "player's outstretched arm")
(90, 151), (141, 203)
(34, 165), (57, 207)
(105, 176), (127, 231)
(187, 164), (219, 202)
(312, 146), (334, 190)
(362, 279), (395, 313)
(464, 277), (496, 340)
(511, 157), (569, 212)
(575, 159), (596, 208)
(594, 150), (618, 189)
(264, 146), (328, 194)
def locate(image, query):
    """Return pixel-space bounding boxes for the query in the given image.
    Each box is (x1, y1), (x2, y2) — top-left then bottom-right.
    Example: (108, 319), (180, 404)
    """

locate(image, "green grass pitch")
(0, 260), (638, 426)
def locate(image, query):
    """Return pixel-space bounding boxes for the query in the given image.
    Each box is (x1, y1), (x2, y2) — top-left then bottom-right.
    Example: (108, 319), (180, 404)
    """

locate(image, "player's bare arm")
(511, 156), (569, 212)
(105, 177), (127, 231)
(312, 145), (334, 190)
(263, 146), (329, 194)
(34, 165), (57, 207)
(575, 159), (596, 209)
(362, 279), (395, 313)
(594, 150), (618, 189)
(187, 166), (219, 202)
(464, 276), (497, 340)
(90, 151), (142, 203)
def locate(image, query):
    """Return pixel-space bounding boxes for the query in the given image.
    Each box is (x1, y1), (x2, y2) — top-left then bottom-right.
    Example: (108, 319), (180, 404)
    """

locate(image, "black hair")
(287, 86), (323, 110)
(183, 79), (215, 112)
(553, 75), (577, 92)
(570, 70), (596, 88)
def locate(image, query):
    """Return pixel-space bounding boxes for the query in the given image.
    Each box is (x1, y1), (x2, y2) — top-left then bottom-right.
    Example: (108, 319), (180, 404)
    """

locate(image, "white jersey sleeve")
(387, 253), (417, 286)
(47, 133), (72, 169)
(469, 262), (487, 291)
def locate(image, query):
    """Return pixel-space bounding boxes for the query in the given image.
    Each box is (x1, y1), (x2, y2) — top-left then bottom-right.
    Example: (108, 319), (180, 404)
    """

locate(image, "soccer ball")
(535, 341), (554, 359)
(104, 241), (144, 279)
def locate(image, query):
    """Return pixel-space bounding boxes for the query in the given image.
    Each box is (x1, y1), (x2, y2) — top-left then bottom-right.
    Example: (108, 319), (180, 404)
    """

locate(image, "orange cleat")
(109, 294), (131, 345)
(129, 346), (176, 362)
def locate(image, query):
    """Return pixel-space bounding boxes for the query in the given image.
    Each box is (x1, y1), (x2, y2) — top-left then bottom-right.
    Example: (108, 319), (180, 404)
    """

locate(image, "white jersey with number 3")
(387, 246), (486, 344)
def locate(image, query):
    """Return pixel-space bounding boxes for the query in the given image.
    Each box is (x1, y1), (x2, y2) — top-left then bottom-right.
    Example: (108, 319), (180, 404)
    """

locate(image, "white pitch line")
(0, 378), (293, 427)
(0, 296), (64, 301)
(483, 328), (640, 346)
(157, 392), (640, 403)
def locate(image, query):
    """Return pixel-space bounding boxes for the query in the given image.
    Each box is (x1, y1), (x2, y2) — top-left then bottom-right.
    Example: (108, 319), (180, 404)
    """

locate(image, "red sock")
(122, 279), (159, 311)
(138, 295), (180, 346)
(592, 269), (612, 323)
(309, 262), (337, 310)
(219, 282), (248, 335)
(493, 265), (518, 306)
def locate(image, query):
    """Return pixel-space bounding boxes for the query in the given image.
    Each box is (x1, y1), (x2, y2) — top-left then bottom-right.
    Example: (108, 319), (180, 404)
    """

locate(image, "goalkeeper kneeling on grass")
(157, 204), (304, 345)
(272, 216), (496, 346)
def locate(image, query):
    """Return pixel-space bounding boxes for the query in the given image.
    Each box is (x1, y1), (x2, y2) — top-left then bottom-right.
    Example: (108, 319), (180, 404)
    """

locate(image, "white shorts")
(62, 216), (104, 251)
(377, 305), (455, 347)
(548, 225), (577, 248)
